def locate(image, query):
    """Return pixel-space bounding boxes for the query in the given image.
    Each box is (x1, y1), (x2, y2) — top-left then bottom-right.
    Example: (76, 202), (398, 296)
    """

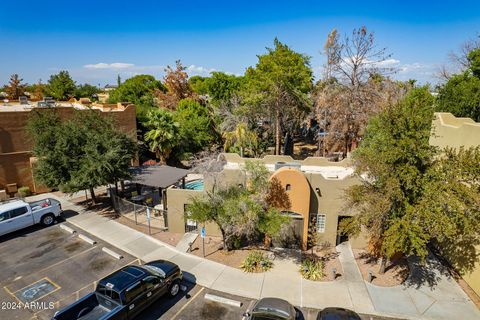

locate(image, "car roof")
(98, 266), (148, 293)
(0, 200), (28, 212)
(317, 307), (361, 320)
(252, 298), (295, 318)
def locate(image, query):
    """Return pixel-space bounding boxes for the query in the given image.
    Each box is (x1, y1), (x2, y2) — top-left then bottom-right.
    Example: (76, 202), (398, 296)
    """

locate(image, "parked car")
(243, 297), (297, 320)
(316, 307), (361, 320)
(0, 198), (62, 236)
(52, 260), (183, 320)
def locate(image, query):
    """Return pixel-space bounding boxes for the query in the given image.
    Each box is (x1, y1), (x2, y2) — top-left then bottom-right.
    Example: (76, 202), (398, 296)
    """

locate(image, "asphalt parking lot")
(0, 211), (403, 320)
(138, 283), (402, 320)
(0, 217), (137, 320)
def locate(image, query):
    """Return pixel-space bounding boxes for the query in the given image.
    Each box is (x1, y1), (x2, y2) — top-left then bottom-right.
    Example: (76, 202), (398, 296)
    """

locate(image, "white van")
(0, 198), (62, 236)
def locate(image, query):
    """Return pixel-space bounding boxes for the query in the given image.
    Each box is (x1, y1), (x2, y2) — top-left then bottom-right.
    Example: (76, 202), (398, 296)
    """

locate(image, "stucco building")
(429, 112), (480, 297)
(0, 101), (137, 195)
(165, 154), (367, 251)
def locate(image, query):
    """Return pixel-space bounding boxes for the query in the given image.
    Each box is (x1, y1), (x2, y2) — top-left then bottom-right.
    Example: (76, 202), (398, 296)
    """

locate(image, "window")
(124, 281), (145, 304)
(142, 276), (160, 290)
(317, 214), (326, 233)
(286, 184), (291, 191)
(97, 285), (121, 304)
(0, 212), (9, 222)
(10, 207), (28, 218)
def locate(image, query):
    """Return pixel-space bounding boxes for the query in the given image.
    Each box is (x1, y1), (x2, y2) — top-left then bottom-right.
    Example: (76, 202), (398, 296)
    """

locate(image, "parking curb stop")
(204, 293), (243, 308)
(78, 234), (97, 245)
(102, 247), (124, 259)
(59, 224), (76, 234)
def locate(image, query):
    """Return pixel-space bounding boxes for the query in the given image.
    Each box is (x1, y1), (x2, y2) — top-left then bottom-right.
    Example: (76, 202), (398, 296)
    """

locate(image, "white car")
(0, 198), (62, 236)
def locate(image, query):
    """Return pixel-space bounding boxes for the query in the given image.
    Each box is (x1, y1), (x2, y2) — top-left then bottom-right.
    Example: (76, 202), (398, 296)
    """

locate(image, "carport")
(128, 165), (190, 209)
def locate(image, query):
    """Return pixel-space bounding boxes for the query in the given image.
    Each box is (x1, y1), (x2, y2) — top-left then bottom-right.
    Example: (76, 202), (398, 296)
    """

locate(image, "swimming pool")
(184, 179), (204, 190)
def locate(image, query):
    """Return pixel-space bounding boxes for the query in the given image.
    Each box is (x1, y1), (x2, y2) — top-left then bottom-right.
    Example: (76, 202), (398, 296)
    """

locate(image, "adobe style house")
(165, 153), (368, 251)
(0, 101), (137, 196)
(165, 112), (480, 296)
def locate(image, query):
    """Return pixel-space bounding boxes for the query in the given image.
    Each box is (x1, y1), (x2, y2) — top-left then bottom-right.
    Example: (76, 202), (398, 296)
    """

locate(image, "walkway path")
(31, 193), (480, 320)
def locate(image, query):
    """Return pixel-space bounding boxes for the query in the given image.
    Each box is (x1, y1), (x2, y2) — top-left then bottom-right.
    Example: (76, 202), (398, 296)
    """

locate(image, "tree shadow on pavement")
(403, 253), (452, 290)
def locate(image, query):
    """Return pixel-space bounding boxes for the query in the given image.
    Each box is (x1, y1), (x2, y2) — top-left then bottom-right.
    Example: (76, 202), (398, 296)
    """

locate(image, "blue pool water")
(185, 180), (204, 190)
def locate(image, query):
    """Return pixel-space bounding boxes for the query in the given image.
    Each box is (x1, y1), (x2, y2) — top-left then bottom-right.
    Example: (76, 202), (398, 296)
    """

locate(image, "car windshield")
(142, 265), (166, 278)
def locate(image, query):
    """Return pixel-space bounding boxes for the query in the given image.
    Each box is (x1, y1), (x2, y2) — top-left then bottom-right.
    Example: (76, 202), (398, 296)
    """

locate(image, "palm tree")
(144, 109), (179, 164)
(223, 123), (258, 157)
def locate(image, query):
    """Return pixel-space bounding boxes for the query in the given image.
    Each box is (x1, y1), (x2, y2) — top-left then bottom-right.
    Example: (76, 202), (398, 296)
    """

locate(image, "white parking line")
(169, 287), (205, 320)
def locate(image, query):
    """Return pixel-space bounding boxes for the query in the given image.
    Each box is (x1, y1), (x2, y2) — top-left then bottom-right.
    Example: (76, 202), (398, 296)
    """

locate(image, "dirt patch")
(90, 257), (112, 272)
(353, 249), (409, 286)
(28, 243), (56, 259)
(190, 236), (272, 270)
(64, 240), (83, 253)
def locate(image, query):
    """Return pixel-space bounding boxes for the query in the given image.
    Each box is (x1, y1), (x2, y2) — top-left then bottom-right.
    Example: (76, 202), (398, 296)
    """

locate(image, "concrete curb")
(59, 224), (76, 234)
(102, 247), (123, 259)
(204, 293), (243, 307)
(78, 234), (97, 245)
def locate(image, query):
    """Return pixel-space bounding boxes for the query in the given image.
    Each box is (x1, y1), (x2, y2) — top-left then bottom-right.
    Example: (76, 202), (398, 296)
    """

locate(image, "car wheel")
(168, 280), (180, 298)
(41, 214), (55, 226)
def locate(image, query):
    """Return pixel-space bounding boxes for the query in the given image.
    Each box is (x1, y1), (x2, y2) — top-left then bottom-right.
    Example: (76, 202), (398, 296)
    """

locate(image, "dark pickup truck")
(52, 260), (183, 320)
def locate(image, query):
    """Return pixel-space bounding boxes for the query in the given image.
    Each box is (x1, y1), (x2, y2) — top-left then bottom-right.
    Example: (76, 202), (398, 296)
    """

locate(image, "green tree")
(436, 48), (480, 122)
(468, 48), (480, 77)
(244, 38), (313, 155)
(436, 72), (480, 122)
(206, 72), (245, 106)
(109, 74), (164, 116)
(45, 71), (76, 100)
(187, 161), (289, 250)
(342, 87), (480, 274)
(188, 76), (209, 95)
(143, 108), (179, 164)
(223, 123), (258, 157)
(74, 83), (100, 99)
(174, 98), (217, 157)
(5, 74), (26, 99)
(28, 109), (136, 203)
(341, 87), (435, 272)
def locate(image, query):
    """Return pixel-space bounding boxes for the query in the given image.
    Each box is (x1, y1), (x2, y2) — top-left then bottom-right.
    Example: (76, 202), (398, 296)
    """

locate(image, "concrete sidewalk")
(38, 193), (479, 320)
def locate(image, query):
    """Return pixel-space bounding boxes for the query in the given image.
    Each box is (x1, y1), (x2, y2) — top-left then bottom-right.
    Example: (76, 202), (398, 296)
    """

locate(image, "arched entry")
(270, 167), (311, 250)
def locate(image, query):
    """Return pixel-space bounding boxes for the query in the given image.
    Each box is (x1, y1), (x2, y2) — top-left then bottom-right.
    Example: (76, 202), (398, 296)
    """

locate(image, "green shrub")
(18, 186), (31, 197)
(240, 251), (273, 272)
(300, 257), (325, 281)
(230, 235), (242, 250)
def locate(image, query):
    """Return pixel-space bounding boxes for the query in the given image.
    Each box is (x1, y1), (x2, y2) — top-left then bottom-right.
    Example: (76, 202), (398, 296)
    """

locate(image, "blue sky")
(1, 0), (479, 86)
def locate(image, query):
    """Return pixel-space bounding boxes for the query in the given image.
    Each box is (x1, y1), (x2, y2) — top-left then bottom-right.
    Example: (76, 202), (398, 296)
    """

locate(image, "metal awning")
(130, 165), (189, 189)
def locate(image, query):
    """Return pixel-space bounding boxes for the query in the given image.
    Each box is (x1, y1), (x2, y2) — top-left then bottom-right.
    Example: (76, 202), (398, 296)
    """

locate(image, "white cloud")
(375, 58), (400, 67)
(84, 62), (135, 70)
(186, 64), (216, 75)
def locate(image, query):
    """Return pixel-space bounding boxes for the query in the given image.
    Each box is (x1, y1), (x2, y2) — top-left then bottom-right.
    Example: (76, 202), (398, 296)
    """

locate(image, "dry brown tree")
(156, 60), (198, 110)
(5, 74), (26, 100)
(315, 27), (405, 156)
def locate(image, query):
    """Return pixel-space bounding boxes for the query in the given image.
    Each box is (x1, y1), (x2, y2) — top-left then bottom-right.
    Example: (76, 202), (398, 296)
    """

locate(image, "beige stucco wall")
(463, 249), (480, 295)
(165, 188), (222, 237)
(270, 167), (311, 249)
(430, 112), (480, 150)
(304, 172), (367, 249)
